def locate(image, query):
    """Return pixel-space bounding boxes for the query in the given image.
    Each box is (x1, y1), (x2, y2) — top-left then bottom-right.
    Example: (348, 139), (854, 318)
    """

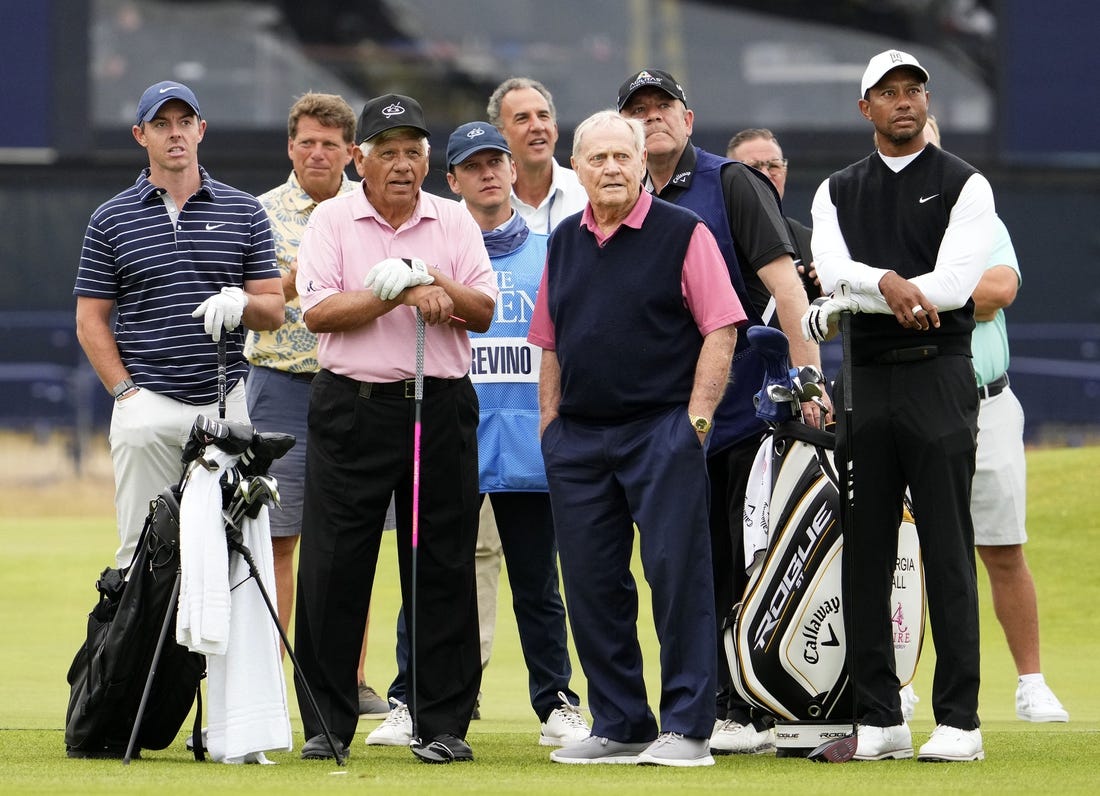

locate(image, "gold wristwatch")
(689, 414), (713, 434)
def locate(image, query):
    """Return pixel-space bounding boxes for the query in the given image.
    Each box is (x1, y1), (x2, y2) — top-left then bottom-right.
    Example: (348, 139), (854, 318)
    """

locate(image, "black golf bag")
(64, 488), (205, 758)
(723, 326), (925, 723)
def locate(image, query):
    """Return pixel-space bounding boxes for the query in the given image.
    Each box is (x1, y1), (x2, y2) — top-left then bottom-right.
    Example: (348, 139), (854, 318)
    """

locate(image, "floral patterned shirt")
(244, 170), (355, 373)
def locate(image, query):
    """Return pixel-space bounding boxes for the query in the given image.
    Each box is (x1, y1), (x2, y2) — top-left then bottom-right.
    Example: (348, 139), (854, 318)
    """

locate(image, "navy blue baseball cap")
(446, 121), (511, 168)
(136, 81), (202, 125)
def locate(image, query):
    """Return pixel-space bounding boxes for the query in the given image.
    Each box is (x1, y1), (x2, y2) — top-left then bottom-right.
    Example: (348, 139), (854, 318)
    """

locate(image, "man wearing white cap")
(74, 80), (284, 568)
(802, 49), (995, 762)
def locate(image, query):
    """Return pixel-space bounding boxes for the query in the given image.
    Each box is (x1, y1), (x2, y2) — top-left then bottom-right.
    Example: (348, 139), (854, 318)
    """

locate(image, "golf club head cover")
(182, 416), (254, 464)
(237, 432), (296, 477)
(748, 325), (795, 424)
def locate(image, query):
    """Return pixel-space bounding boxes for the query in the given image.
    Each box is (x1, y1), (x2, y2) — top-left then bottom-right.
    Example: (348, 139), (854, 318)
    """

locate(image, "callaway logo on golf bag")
(64, 488), (205, 758)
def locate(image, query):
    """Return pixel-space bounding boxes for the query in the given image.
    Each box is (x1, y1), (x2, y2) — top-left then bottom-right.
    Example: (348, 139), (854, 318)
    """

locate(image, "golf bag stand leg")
(122, 573), (182, 765)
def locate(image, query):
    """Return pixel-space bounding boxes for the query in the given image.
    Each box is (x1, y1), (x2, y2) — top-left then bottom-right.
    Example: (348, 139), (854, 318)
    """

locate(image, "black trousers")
(294, 370), (482, 745)
(837, 355), (980, 730)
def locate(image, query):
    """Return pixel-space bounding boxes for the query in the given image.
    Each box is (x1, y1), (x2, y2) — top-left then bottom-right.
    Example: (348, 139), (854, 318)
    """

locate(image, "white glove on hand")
(363, 257), (434, 301)
(800, 294), (860, 343)
(191, 286), (250, 342)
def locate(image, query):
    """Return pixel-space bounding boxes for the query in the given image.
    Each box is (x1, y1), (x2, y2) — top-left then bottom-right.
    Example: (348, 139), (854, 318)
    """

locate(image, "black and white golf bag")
(722, 326), (925, 723)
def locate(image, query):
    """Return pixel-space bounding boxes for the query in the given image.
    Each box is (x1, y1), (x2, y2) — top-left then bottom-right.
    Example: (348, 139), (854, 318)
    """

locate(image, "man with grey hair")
(529, 110), (745, 767)
(618, 68), (825, 756)
(487, 77), (588, 233)
(294, 93), (497, 764)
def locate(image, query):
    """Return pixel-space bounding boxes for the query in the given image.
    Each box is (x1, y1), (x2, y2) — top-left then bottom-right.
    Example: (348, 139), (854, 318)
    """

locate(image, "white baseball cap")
(860, 49), (930, 97)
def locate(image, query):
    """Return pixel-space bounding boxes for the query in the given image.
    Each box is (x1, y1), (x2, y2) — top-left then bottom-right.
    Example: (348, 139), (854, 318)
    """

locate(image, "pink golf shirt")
(528, 190), (746, 349)
(297, 185), (497, 381)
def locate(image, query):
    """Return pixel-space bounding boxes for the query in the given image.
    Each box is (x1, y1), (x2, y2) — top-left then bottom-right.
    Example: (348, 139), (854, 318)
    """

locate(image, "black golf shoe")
(301, 733), (348, 762)
(411, 733), (473, 764)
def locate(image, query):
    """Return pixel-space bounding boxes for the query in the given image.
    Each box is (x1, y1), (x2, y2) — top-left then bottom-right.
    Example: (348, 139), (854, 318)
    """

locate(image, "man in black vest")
(529, 111), (743, 767)
(617, 68), (826, 756)
(803, 49), (995, 763)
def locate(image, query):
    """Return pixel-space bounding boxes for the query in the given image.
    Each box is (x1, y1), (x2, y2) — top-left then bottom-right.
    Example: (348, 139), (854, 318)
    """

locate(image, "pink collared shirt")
(528, 190), (745, 349)
(297, 185), (497, 381)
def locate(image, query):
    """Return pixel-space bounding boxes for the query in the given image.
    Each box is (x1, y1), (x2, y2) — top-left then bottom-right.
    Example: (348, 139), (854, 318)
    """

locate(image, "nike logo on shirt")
(205, 223), (225, 230)
(919, 194), (939, 203)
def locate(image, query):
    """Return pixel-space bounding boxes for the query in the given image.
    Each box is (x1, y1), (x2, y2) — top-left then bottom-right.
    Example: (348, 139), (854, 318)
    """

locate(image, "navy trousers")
(541, 405), (717, 742)
(390, 491), (578, 721)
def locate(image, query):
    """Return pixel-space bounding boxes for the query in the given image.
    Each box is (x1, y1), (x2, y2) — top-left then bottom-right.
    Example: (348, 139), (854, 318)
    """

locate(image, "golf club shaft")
(410, 309), (425, 740)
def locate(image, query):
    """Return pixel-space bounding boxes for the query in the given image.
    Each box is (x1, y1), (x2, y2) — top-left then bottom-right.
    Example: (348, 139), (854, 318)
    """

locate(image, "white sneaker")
(365, 698), (412, 746)
(540, 692), (591, 746)
(709, 719), (775, 755)
(1016, 680), (1069, 722)
(899, 684), (920, 722)
(918, 725), (984, 762)
(853, 723), (913, 760)
(636, 732), (715, 767)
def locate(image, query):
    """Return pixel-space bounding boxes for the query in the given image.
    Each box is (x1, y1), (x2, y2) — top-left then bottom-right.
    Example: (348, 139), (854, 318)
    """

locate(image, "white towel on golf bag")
(206, 503), (292, 763)
(742, 439), (773, 573)
(177, 449), (234, 654)
(176, 449), (292, 762)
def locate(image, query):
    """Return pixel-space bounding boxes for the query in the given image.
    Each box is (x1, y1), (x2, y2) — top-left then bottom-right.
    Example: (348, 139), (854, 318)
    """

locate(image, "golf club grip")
(840, 311), (853, 414)
(217, 337), (227, 419)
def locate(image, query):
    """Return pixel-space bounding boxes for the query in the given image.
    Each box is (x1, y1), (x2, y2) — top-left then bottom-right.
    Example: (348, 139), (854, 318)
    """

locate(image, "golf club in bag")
(722, 317), (925, 759)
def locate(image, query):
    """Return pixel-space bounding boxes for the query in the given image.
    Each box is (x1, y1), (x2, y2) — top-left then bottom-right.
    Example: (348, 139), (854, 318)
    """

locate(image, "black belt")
(978, 372), (1009, 400)
(871, 345), (939, 365)
(325, 369), (464, 399)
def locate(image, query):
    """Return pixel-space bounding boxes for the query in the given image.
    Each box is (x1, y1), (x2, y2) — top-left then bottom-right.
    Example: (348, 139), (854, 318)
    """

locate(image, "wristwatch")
(689, 414), (713, 434)
(110, 378), (137, 398)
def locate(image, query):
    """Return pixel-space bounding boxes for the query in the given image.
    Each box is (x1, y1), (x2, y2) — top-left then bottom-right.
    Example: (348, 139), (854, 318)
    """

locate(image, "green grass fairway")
(1, 446), (1097, 793)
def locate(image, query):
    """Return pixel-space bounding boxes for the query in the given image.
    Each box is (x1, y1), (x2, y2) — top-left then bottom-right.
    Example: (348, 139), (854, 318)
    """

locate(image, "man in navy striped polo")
(74, 81), (284, 569)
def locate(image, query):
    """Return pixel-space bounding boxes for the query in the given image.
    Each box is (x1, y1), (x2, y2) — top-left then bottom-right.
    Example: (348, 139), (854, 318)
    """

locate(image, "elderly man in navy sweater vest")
(528, 111), (745, 767)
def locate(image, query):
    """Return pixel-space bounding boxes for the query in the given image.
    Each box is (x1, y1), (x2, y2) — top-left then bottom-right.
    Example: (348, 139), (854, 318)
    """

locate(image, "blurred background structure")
(2, 0), (1098, 469)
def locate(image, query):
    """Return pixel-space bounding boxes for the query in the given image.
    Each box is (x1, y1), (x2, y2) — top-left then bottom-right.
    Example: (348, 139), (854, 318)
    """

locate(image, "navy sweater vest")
(830, 146), (978, 363)
(547, 198), (702, 422)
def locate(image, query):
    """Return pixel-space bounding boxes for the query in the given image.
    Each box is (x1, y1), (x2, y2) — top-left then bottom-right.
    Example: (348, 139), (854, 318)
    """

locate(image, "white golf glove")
(800, 294), (860, 343)
(191, 286), (249, 342)
(363, 257), (434, 301)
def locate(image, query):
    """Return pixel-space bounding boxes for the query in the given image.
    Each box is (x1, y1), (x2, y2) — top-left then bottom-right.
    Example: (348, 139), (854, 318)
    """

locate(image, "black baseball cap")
(616, 69), (688, 110)
(355, 94), (430, 144)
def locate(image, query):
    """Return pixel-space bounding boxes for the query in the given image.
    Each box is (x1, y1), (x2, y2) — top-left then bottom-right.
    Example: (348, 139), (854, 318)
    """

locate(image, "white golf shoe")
(1016, 679), (1069, 722)
(539, 692), (591, 746)
(917, 725), (984, 762)
(709, 719), (775, 755)
(365, 698), (412, 746)
(853, 723), (913, 760)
